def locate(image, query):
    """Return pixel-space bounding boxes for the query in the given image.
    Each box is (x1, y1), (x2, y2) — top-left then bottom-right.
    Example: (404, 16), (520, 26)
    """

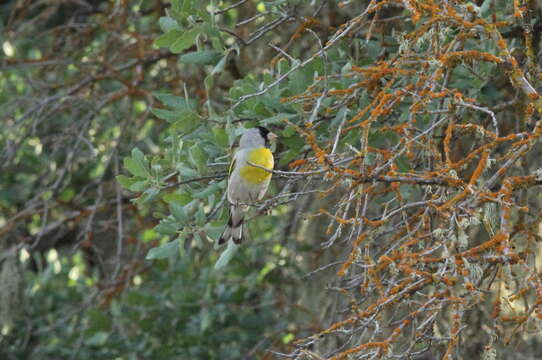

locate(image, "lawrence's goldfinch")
(218, 126), (277, 244)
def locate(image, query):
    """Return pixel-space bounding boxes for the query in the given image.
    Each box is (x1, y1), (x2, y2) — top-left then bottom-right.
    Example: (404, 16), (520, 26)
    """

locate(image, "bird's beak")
(267, 132), (277, 141)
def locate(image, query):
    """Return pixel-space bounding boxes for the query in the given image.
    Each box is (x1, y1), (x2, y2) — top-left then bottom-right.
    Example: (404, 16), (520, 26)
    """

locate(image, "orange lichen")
(329, 342), (389, 360)
(337, 234), (368, 277)
(287, 159), (307, 169)
(283, 2), (542, 357)
(458, 233), (509, 257)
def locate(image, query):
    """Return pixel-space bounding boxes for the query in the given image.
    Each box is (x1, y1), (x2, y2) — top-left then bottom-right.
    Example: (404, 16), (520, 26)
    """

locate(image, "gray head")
(239, 126), (276, 148)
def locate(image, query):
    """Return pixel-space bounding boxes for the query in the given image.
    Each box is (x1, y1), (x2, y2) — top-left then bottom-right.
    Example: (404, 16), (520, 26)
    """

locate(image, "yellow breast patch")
(239, 148), (274, 184)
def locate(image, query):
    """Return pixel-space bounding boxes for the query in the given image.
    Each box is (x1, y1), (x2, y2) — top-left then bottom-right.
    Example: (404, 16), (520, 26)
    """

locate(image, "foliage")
(4, 0), (542, 359)
(4, 246), (292, 359)
(1, 0), (304, 358)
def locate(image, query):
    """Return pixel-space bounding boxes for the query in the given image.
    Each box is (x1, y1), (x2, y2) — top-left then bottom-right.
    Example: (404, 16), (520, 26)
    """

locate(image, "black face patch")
(256, 126), (271, 147)
(256, 126), (270, 139)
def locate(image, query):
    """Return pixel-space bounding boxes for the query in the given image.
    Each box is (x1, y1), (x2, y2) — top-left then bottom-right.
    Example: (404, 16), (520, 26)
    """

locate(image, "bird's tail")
(218, 205), (244, 244)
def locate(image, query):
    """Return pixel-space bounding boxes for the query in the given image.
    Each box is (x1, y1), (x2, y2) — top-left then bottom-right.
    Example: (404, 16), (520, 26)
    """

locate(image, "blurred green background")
(3, 0), (542, 359)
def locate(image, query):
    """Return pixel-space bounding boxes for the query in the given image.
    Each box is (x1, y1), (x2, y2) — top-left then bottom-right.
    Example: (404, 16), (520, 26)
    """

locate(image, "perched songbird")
(218, 126), (277, 244)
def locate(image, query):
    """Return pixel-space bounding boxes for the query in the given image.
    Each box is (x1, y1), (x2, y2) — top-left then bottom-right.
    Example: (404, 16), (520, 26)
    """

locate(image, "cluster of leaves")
(3, 246), (290, 359)
(5, 0), (542, 359)
(117, 0), (327, 261)
(1, 0), (317, 358)
(124, 0), (542, 359)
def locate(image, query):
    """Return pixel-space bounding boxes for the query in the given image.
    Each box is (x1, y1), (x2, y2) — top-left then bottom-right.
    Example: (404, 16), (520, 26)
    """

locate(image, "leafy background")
(3, 0), (542, 359)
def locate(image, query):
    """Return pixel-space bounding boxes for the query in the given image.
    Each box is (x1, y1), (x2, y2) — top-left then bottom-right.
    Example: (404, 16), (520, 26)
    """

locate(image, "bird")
(218, 126), (277, 245)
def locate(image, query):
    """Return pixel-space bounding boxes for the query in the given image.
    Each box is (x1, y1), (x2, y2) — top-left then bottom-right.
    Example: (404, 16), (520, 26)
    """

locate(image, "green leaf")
(277, 58), (290, 74)
(211, 55), (228, 75)
(173, 111), (200, 132)
(211, 36), (226, 52)
(151, 108), (181, 123)
(281, 132), (304, 151)
(200, 23), (224, 51)
(195, 206), (206, 227)
(124, 157), (148, 178)
(226, 124), (237, 145)
(159, 17), (179, 32)
(163, 192), (193, 205)
(282, 126), (296, 137)
(212, 127), (228, 147)
(153, 93), (195, 110)
(289, 67), (314, 94)
(193, 182), (221, 199)
(204, 222), (224, 240)
(170, 28), (200, 53)
(177, 165), (198, 177)
(85, 331), (109, 346)
(58, 188), (75, 202)
(132, 148), (149, 176)
(154, 220), (178, 236)
(146, 240), (179, 260)
(137, 187), (160, 204)
(189, 146), (208, 173)
(200, 308), (212, 333)
(180, 50), (222, 64)
(204, 74), (214, 90)
(154, 29), (183, 48)
(214, 241), (239, 269)
(288, 58), (323, 94)
(170, 202), (188, 224)
(116, 175), (135, 189)
(129, 180), (149, 192)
